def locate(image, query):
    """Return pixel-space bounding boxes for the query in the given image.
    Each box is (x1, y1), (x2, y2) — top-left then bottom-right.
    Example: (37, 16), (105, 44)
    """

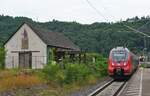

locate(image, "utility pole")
(124, 25), (150, 63)
(143, 36), (147, 63)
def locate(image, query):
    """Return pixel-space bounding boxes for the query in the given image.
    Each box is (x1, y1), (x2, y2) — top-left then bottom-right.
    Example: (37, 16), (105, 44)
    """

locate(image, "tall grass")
(0, 70), (44, 92)
(0, 52), (107, 95)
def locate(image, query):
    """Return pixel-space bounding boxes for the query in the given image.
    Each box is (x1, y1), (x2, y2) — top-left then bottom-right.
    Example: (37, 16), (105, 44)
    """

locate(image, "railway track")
(119, 68), (142, 96)
(88, 80), (127, 96)
(88, 68), (142, 96)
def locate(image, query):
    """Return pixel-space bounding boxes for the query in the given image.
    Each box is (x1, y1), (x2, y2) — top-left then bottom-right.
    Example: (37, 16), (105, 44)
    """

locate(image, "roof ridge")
(4, 21), (80, 51)
(25, 22), (80, 51)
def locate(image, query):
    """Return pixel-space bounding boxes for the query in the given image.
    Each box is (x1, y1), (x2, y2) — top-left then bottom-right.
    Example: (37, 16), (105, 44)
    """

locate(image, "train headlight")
(112, 63), (114, 66)
(124, 62), (127, 66)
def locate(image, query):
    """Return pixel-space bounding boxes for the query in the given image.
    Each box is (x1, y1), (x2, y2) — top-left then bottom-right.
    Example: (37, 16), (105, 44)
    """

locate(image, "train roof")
(111, 47), (129, 52)
(110, 47), (138, 58)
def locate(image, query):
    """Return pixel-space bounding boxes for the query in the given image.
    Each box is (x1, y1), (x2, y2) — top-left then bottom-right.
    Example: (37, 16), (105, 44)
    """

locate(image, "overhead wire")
(85, 0), (109, 22)
(85, 0), (150, 37)
(137, 19), (150, 30)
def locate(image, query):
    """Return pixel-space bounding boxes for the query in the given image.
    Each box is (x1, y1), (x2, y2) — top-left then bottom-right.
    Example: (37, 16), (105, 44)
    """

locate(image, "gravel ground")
(67, 76), (112, 96)
(0, 84), (49, 96)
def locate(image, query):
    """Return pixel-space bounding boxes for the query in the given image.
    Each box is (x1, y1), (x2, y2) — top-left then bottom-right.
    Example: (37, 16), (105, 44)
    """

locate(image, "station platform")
(142, 68), (150, 96)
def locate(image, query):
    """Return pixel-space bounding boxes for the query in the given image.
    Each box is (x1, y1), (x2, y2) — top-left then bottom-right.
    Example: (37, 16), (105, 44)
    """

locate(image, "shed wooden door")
(19, 52), (32, 68)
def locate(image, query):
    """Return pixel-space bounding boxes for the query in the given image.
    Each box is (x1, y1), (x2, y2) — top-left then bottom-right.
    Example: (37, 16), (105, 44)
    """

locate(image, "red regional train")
(108, 47), (139, 78)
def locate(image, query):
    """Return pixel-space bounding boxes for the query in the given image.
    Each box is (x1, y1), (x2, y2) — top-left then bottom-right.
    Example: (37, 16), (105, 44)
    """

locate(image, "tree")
(0, 48), (5, 69)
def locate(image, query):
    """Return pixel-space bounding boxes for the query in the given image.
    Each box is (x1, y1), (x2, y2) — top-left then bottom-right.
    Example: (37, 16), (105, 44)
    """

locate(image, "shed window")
(21, 29), (28, 49)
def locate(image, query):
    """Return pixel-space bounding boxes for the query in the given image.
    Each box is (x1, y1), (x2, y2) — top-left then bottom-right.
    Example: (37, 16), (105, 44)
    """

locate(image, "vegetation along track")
(88, 79), (127, 96)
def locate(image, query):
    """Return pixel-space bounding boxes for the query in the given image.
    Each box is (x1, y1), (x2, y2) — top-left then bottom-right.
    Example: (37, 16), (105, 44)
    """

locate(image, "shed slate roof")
(5, 22), (80, 51)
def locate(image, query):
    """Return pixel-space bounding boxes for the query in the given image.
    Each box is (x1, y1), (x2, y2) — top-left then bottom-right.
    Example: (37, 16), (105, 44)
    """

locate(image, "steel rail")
(88, 79), (114, 96)
(88, 80), (127, 96)
(114, 81), (127, 96)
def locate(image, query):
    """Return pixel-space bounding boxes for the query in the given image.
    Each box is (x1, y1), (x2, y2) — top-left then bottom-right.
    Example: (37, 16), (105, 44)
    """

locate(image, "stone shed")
(4, 22), (80, 69)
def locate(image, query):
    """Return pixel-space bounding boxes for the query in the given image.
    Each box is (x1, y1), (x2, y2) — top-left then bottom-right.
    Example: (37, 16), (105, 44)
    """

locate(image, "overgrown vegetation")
(0, 53), (107, 95)
(0, 69), (44, 92)
(0, 48), (5, 69)
(42, 53), (107, 87)
(0, 15), (150, 56)
(140, 63), (145, 68)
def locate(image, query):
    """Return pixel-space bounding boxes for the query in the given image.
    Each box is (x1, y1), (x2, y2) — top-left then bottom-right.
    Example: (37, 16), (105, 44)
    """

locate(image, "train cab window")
(112, 51), (128, 62)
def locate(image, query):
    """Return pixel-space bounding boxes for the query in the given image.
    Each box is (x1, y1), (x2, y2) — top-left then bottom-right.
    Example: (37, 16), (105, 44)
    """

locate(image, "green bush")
(0, 48), (5, 69)
(95, 60), (107, 76)
(64, 64), (90, 84)
(43, 64), (60, 82)
(86, 53), (108, 77)
(42, 53), (108, 86)
(42, 64), (91, 85)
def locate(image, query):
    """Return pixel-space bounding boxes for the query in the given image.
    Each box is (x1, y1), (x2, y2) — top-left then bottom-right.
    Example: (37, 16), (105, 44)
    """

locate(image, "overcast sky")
(0, 0), (150, 24)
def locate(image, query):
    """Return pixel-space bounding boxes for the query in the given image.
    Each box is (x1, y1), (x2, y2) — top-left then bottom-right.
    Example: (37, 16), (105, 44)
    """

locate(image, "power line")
(123, 25), (150, 37)
(137, 19), (150, 30)
(94, 0), (117, 21)
(85, 0), (150, 38)
(85, 0), (109, 22)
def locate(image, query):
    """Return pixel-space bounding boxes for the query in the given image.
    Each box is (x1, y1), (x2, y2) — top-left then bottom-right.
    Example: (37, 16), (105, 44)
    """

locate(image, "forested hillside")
(0, 15), (150, 56)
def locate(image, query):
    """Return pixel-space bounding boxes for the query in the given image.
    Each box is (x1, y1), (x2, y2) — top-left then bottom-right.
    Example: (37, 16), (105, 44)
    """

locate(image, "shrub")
(42, 53), (108, 86)
(43, 64), (65, 85)
(43, 64), (59, 80)
(95, 60), (107, 76)
(86, 53), (108, 77)
(64, 64), (91, 84)
(0, 48), (5, 69)
(43, 63), (92, 85)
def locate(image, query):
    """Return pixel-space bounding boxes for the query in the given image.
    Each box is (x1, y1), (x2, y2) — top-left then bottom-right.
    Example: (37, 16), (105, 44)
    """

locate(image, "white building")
(4, 22), (80, 69)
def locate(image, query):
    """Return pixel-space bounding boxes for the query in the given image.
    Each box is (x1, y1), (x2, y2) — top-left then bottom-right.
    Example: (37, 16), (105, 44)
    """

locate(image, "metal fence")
(5, 56), (47, 69)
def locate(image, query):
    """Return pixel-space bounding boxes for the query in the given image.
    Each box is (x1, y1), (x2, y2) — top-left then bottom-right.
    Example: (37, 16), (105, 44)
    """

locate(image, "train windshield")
(112, 51), (128, 62)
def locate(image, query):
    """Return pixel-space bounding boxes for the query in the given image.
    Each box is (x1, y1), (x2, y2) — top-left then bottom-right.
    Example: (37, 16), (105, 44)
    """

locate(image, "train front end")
(108, 47), (131, 77)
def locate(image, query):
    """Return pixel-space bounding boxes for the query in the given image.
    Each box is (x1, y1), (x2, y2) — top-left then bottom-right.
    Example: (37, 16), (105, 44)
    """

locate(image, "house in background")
(4, 22), (80, 69)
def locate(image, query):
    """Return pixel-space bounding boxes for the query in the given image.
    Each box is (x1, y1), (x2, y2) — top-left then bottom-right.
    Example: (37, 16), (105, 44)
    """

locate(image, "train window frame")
(111, 50), (128, 62)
